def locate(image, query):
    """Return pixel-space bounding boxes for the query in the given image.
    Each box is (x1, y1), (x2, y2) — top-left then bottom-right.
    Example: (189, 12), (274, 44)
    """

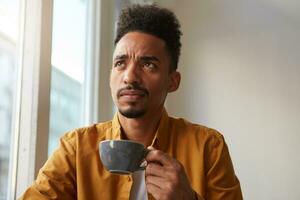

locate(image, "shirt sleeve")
(18, 133), (77, 200)
(204, 131), (243, 200)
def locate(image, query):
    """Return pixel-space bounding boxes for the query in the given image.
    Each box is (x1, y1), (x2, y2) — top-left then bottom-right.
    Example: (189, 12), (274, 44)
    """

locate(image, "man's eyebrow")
(139, 56), (161, 63)
(114, 54), (128, 60)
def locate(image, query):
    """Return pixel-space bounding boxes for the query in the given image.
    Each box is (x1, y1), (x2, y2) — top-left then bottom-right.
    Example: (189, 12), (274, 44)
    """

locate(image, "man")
(20, 4), (243, 200)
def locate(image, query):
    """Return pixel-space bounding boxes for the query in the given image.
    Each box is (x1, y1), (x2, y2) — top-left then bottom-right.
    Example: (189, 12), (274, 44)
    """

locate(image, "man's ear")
(168, 71), (181, 93)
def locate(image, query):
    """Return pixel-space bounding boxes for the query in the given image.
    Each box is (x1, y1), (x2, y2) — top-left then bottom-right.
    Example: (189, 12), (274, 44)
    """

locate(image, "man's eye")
(143, 62), (156, 70)
(114, 61), (125, 68)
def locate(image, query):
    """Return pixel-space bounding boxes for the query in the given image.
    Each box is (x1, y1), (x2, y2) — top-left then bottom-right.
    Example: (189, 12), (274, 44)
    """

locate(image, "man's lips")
(117, 84), (149, 99)
(119, 89), (146, 97)
(118, 89), (146, 102)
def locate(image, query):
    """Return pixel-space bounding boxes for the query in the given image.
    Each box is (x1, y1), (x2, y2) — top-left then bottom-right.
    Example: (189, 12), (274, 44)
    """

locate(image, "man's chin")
(118, 108), (146, 118)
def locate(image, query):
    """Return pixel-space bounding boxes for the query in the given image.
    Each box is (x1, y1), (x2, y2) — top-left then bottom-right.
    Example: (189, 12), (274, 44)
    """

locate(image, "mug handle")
(138, 148), (151, 170)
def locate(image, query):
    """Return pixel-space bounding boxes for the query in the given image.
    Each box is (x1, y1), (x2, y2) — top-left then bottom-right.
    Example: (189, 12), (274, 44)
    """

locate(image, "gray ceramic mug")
(99, 140), (149, 175)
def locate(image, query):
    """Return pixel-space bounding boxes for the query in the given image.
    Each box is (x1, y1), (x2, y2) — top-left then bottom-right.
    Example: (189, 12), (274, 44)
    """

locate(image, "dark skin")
(110, 32), (198, 199)
(146, 147), (197, 200)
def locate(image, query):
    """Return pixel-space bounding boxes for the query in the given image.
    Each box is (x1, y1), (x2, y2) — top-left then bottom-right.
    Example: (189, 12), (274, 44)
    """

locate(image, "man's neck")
(117, 108), (164, 147)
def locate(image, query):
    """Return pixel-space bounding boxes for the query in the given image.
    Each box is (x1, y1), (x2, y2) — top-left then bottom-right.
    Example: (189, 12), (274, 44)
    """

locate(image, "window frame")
(11, 0), (53, 198)
(8, 0), (115, 198)
(83, 0), (115, 125)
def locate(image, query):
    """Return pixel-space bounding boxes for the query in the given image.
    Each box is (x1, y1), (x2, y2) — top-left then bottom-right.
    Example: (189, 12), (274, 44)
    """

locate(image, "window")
(1, 0), (115, 198)
(0, 0), (20, 199)
(48, 0), (87, 155)
(48, 0), (116, 156)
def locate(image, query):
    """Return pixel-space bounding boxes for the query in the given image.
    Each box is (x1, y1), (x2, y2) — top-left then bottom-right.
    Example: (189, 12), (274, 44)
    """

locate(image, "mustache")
(117, 83), (149, 97)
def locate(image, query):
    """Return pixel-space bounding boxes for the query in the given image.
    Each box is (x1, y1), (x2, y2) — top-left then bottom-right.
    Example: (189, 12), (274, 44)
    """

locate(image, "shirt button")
(128, 176), (131, 182)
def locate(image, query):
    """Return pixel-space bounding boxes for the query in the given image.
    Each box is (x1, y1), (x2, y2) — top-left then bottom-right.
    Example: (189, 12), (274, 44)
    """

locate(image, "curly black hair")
(114, 4), (182, 71)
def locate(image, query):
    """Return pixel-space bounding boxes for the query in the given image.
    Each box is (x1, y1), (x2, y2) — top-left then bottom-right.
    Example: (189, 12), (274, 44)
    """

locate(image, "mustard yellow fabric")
(19, 110), (242, 200)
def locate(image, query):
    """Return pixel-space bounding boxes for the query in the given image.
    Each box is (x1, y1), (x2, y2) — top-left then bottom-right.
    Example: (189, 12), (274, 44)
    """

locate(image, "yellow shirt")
(20, 110), (243, 200)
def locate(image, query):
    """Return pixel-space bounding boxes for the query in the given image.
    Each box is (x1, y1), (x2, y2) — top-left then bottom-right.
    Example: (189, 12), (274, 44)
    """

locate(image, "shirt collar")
(111, 113), (122, 140)
(110, 108), (170, 151)
(150, 108), (170, 152)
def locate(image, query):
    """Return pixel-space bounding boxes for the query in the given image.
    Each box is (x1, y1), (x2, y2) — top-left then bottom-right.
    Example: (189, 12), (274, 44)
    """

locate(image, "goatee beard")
(116, 83), (149, 118)
(119, 108), (146, 118)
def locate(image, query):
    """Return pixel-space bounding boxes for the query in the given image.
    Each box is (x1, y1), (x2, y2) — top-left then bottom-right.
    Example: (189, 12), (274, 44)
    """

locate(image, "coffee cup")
(99, 140), (149, 175)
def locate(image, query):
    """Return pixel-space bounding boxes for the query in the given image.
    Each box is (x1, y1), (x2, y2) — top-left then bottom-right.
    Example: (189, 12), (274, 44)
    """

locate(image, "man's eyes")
(114, 61), (125, 68)
(142, 62), (156, 70)
(113, 60), (157, 70)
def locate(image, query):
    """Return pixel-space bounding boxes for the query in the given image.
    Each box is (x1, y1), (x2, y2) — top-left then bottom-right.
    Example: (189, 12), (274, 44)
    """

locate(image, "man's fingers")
(145, 162), (163, 176)
(145, 174), (165, 188)
(146, 183), (163, 200)
(145, 147), (195, 200)
(146, 175), (177, 200)
(145, 148), (172, 166)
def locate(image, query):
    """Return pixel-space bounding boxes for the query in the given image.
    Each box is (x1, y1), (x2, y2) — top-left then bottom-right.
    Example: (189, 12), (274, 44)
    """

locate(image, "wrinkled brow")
(140, 56), (160, 63)
(114, 54), (160, 63)
(114, 54), (128, 60)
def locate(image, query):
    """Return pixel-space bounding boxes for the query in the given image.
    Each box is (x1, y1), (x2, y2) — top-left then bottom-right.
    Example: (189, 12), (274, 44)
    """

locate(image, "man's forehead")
(113, 32), (167, 58)
(116, 31), (164, 44)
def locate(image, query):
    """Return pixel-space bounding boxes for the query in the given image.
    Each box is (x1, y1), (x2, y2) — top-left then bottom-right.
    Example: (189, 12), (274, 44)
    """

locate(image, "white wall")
(160, 0), (300, 199)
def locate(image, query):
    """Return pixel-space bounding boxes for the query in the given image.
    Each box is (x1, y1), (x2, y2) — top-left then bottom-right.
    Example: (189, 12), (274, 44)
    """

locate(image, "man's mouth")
(117, 84), (149, 100)
(118, 89), (147, 102)
(119, 89), (146, 97)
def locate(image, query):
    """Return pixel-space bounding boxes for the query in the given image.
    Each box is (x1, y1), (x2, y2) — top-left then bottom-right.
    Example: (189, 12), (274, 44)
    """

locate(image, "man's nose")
(123, 63), (141, 84)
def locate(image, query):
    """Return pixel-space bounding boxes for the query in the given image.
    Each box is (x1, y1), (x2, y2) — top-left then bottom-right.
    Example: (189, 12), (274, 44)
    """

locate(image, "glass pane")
(0, 0), (19, 199)
(48, 0), (87, 156)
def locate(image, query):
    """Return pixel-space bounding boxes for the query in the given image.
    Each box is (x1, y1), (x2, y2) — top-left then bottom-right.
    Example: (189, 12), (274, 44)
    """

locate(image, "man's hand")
(145, 147), (196, 200)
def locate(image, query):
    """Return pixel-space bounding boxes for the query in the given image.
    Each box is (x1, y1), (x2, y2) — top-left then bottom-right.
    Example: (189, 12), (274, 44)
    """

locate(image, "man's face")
(110, 32), (180, 118)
